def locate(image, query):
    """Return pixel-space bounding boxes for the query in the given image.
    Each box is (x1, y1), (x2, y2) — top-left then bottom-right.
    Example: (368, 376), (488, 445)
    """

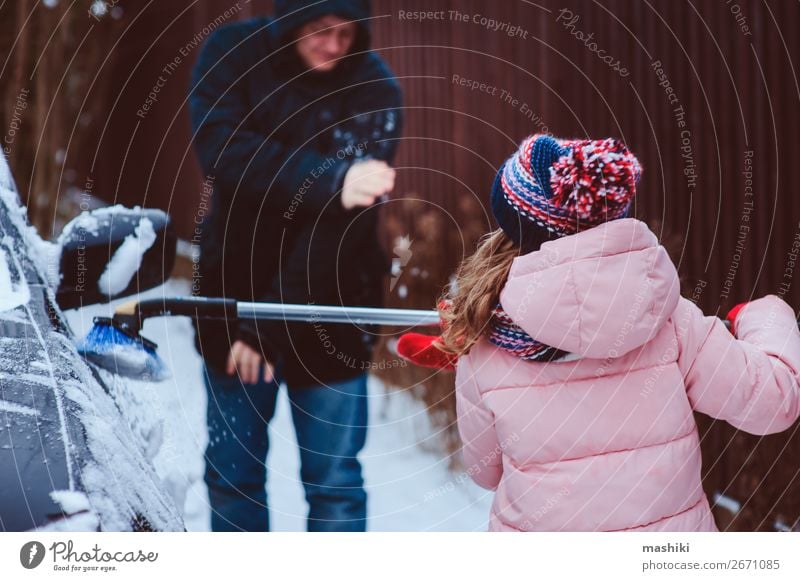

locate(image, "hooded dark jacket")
(189, 0), (402, 388)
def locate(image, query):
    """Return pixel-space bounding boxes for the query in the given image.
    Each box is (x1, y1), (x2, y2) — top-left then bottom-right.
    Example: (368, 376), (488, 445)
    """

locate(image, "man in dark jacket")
(189, 0), (402, 531)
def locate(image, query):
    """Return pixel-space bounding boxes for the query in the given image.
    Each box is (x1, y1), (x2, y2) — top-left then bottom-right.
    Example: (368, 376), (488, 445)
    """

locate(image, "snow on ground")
(66, 279), (492, 531)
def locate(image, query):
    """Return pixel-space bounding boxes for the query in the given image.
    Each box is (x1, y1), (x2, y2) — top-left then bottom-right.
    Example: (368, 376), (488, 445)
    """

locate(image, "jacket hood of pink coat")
(498, 218), (681, 359)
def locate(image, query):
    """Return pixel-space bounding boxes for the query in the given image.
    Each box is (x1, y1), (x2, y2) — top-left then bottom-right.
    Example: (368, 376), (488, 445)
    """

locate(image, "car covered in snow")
(0, 152), (184, 531)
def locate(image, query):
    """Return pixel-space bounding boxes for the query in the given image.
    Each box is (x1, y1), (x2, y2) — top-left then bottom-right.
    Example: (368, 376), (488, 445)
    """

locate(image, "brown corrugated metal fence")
(367, 0), (800, 531)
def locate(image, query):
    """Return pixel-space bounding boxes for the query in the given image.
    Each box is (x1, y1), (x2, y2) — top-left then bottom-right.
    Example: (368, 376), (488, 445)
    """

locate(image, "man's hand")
(341, 159), (396, 210)
(226, 340), (275, 385)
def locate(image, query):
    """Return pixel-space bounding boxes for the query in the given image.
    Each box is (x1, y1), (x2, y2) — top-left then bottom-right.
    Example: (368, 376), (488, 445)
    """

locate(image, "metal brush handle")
(116, 297), (441, 331)
(237, 302), (440, 327)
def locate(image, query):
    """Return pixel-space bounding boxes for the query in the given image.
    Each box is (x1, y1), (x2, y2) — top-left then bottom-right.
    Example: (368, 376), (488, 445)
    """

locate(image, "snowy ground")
(65, 279), (492, 531)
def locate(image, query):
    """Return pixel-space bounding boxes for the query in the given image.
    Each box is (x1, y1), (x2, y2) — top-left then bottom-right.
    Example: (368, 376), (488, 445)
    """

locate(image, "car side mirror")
(56, 207), (176, 310)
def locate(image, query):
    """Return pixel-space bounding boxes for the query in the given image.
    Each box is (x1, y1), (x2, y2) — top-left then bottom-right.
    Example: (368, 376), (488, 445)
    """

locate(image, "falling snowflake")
(90, 0), (108, 18)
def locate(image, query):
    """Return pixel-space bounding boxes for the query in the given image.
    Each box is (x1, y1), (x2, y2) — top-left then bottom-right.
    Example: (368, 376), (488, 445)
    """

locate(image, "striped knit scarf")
(488, 303), (570, 362)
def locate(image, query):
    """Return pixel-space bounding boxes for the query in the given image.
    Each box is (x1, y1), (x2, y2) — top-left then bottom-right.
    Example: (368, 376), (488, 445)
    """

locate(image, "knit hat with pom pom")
(491, 134), (642, 254)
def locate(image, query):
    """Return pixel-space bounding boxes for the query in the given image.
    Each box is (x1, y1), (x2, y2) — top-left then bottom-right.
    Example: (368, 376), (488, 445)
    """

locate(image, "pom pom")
(549, 138), (641, 221)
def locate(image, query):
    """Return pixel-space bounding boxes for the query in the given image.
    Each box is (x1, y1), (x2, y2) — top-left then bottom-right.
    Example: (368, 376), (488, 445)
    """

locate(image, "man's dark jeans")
(203, 365), (368, 531)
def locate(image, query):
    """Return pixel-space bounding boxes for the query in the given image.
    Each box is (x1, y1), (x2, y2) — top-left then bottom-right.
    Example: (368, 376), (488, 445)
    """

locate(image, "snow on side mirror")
(56, 207), (176, 310)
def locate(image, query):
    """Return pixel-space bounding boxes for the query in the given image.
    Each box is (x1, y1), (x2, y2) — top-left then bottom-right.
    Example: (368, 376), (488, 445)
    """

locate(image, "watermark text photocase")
(556, 8), (630, 77)
(777, 222), (800, 299)
(191, 175), (215, 296)
(720, 150), (754, 301)
(397, 9), (531, 39)
(725, 0), (753, 37)
(284, 140), (369, 221)
(451, 74), (549, 132)
(3, 88), (30, 155)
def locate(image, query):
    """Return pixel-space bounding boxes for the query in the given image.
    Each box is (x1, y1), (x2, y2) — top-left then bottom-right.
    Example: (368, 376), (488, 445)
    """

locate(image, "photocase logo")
(390, 235), (413, 292)
(20, 541), (46, 569)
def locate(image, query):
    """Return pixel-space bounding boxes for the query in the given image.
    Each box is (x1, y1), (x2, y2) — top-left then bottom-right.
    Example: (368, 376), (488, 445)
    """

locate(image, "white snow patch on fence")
(713, 491), (741, 514)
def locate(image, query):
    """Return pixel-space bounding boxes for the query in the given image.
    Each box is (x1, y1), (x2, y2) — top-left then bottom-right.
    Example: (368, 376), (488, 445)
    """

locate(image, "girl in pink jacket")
(434, 134), (800, 531)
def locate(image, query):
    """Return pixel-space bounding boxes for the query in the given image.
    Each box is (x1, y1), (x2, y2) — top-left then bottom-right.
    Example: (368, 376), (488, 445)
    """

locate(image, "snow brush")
(77, 319), (170, 381)
(78, 296), (441, 380)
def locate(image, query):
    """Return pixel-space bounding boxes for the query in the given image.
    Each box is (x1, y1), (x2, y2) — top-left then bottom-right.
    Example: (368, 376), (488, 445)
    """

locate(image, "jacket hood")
(273, 0), (371, 52)
(498, 219), (680, 359)
(269, 0), (373, 87)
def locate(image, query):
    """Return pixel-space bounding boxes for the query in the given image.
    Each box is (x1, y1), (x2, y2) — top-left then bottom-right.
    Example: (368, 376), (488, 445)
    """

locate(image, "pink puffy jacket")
(456, 218), (800, 531)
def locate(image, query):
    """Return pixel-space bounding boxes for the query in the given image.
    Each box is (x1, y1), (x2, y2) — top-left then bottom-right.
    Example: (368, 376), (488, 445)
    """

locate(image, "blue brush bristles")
(77, 320), (171, 382)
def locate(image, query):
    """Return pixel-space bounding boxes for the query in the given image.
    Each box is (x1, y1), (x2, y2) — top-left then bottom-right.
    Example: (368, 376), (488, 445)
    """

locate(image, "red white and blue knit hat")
(491, 134), (642, 253)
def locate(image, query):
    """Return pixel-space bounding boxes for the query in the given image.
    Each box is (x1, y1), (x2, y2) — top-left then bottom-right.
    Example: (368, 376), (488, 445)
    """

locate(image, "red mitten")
(726, 302), (749, 335)
(397, 333), (457, 370)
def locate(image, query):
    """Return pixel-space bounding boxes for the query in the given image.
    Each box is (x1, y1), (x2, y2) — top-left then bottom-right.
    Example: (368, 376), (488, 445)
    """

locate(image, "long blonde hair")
(438, 229), (518, 357)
